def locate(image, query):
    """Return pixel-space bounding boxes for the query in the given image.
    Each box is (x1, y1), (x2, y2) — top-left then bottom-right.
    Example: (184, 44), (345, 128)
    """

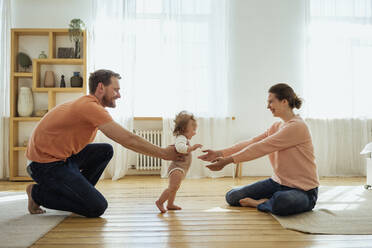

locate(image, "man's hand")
(206, 157), (234, 171)
(198, 149), (222, 162)
(162, 145), (185, 161)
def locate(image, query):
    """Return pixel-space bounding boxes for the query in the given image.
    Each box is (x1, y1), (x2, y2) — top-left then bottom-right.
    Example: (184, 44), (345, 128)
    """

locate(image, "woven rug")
(273, 186), (372, 234)
(0, 192), (69, 247)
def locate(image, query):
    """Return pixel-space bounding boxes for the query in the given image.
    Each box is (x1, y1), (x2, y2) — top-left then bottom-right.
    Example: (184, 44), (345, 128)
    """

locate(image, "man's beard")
(102, 95), (116, 108)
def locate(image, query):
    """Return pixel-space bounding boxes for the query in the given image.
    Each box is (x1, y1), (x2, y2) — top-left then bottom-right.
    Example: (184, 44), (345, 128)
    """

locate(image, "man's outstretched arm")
(99, 121), (183, 161)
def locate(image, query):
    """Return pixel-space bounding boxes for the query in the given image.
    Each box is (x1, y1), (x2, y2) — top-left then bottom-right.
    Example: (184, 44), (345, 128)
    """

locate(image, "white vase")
(17, 87), (34, 117)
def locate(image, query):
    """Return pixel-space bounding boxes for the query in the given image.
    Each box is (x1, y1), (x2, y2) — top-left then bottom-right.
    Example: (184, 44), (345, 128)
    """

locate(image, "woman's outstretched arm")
(221, 131), (269, 157)
(205, 121), (309, 171)
(231, 121), (308, 163)
(199, 125), (274, 162)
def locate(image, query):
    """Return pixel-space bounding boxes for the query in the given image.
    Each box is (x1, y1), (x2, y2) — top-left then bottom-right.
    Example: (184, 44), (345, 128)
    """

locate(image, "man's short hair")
(89, 69), (121, 94)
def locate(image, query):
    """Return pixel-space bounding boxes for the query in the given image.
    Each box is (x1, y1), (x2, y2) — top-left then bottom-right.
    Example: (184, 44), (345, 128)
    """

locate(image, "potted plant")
(68, 19), (85, 58)
(17, 52), (32, 72)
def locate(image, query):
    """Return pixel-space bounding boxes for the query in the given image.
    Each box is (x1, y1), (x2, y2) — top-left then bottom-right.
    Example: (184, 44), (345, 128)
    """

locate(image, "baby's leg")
(167, 170), (184, 210)
(156, 188), (170, 213)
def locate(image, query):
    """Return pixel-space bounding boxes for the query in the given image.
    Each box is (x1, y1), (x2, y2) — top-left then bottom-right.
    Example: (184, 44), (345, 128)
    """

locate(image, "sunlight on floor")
(0, 192), (27, 203)
(204, 207), (240, 212)
(317, 186), (370, 211)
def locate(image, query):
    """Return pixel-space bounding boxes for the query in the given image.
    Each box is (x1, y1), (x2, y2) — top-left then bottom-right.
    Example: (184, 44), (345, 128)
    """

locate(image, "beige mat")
(273, 186), (372, 234)
(0, 192), (69, 248)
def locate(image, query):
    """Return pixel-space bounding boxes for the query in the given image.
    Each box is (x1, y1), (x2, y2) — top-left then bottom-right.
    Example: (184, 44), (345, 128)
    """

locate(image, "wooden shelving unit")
(9, 28), (87, 181)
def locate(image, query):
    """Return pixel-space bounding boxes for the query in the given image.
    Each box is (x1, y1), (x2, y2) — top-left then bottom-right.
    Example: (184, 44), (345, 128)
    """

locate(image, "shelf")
(9, 176), (32, 181)
(134, 117), (163, 121)
(34, 58), (83, 65)
(13, 147), (27, 151)
(12, 117), (42, 121)
(13, 28), (69, 36)
(15, 30), (49, 36)
(33, 87), (84, 92)
(55, 31), (69, 36)
(10, 28), (87, 181)
(13, 72), (33, 77)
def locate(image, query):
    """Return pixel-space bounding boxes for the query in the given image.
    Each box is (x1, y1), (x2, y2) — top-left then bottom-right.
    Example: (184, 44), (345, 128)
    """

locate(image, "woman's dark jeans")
(225, 178), (318, 216)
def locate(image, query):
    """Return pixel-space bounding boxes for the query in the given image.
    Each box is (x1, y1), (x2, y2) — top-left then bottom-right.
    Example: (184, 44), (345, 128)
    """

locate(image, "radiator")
(134, 130), (162, 170)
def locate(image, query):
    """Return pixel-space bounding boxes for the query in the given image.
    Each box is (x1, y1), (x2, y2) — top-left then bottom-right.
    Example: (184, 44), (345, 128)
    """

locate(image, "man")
(26, 69), (183, 217)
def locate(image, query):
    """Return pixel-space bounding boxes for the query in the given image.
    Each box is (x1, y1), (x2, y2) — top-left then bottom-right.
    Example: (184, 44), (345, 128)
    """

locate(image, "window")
(91, 0), (228, 117)
(304, 0), (372, 118)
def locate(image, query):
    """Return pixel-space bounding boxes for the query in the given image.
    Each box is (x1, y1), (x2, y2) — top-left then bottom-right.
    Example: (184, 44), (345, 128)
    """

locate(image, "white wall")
(11, 0), (92, 28)
(12, 0), (307, 176)
(228, 0), (306, 175)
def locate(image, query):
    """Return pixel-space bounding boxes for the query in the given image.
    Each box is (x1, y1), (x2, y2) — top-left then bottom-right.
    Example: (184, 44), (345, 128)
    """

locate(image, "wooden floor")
(1, 176), (371, 248)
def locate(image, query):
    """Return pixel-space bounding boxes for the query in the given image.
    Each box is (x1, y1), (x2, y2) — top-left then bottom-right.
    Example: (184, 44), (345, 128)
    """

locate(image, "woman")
(198, 83), (319, 216)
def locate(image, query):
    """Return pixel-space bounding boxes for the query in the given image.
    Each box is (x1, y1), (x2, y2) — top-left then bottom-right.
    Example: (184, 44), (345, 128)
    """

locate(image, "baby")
(156, 111), (202, 213)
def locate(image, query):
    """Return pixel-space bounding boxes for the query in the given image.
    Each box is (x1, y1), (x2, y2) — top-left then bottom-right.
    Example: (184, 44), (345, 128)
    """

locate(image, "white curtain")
(90, 0), (136, 180)
(303, 0), (372, 176)
(154, 0), (232, 178)
(0, 0), (11, 179)
(97, 0), (229, 118)
(91, 0), (232, 179)
(92, 0), (229, 118)
(306, 118), (371, 176)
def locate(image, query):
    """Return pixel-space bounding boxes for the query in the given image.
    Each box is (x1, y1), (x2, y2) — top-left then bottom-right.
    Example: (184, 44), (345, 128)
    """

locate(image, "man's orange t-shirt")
(26, 95), (113, 163)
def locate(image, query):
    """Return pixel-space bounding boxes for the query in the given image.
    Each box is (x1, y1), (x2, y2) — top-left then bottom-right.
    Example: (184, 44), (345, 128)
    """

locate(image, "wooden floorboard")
(1, 176), (371, 248)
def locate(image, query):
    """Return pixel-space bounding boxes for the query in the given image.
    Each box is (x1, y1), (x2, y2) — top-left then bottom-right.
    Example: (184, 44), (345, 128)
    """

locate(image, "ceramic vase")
(70, 72), (83, 87)
(38, 51), (47, 59)
(17, 87), (34, 117)
(44, 71), (55, 87)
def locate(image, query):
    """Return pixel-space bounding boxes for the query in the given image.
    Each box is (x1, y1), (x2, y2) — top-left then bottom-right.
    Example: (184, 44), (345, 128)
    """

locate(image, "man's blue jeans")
(225, 178), (318, 216)
(27, 143), (113, 218)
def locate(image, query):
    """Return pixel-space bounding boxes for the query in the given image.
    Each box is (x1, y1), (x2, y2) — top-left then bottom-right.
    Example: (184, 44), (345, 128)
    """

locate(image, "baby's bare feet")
(155, 200), (167, 213)
(26, 184), (45, 214)
(167, 204), (182, 211)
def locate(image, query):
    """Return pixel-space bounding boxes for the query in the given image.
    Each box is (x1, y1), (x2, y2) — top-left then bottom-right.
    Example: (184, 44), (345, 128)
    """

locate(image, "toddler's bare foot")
(167, 204), (182, 211)
(155, 200), (167, 213)
(239, 197), (268, 208)
(26, 184), (45, 214)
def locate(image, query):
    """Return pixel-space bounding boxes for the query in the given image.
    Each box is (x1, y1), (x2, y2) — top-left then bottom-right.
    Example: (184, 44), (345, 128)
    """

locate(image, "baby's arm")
(174, 135), (189, 154)
(188, 144), (203, 152)
(175, 135), (202, 154)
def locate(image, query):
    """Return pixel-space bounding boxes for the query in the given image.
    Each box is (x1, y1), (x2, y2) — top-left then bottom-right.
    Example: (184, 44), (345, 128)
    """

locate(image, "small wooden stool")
(234, 163), (242, 178)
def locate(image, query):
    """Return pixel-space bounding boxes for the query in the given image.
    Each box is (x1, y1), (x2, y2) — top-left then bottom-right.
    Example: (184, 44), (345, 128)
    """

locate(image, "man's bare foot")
(167, 204), (182, 211)
(239, 197), (268, 208)
(155, 200), (167, 213)
(26, 184), (45, 214)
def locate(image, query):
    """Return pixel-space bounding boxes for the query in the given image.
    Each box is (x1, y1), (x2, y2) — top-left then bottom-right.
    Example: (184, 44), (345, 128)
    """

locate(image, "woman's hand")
(205, 157), (234, 171)
(198, 149), (223, 162)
